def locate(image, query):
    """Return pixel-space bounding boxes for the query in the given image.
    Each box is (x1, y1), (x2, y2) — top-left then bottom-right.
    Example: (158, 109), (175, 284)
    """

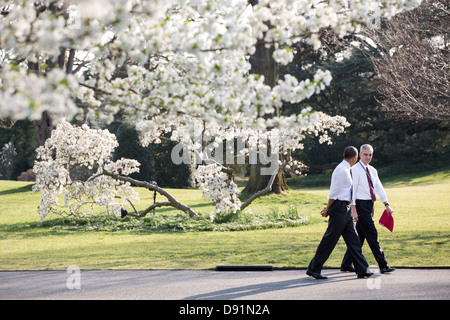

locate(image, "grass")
(0, 166), (449, 270)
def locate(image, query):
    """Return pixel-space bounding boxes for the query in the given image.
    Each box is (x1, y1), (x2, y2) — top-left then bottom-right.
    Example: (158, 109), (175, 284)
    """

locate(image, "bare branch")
(364, 0), (450, 121)
(102, 169), (198, 217)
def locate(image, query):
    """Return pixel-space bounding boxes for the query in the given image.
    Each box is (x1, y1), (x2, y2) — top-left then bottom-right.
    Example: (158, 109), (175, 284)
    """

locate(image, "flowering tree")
(1, 0), (422, 220)
(32, 119), (199, 220)
(32, 116), (347, 220)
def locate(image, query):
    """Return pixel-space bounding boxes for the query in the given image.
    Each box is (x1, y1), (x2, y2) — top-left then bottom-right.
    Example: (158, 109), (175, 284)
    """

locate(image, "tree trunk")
(33, 111), (53, 147)
(243, 6), (288, 194)
(243, 154), (288, 194)
(29, 51), (53, 146)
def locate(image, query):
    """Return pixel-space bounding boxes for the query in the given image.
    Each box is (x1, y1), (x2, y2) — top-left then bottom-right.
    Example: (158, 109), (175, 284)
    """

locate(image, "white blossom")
(32, 120), (139, 220)
(0, 0), (422, 220)
(193, 163), (241, 220)
(0, 0), (422, 128)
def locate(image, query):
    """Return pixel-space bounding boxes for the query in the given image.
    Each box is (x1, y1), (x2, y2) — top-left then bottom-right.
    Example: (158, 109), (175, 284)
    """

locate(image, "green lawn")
(0, 167), (449, 270)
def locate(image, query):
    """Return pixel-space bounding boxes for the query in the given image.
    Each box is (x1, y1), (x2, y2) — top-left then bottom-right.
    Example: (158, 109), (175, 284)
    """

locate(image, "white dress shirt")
(351, 161), (388, 205)
(328, 160), (352, 202)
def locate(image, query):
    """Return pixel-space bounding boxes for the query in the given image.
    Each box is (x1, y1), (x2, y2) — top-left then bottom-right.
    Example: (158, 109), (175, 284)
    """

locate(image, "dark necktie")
(365, 167), (376, 201)
(350, 169), (353, 201)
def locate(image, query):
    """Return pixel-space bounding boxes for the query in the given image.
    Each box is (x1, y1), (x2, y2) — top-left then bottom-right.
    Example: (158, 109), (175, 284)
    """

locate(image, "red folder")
(379, 209), (394, 232)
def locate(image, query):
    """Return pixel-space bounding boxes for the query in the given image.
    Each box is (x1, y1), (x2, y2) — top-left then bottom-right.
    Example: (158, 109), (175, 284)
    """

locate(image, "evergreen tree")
(152, 140), (194, 188)
(110, 121), (193, 188)
(0, 120), (36, 180)
(284, 45), (450, 170)
(114, 122), (155, 182)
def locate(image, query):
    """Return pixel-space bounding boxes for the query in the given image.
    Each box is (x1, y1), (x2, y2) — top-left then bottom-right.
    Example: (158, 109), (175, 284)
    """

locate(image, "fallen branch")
(138, 202), (172, 217)
(103, 169), (198, 217)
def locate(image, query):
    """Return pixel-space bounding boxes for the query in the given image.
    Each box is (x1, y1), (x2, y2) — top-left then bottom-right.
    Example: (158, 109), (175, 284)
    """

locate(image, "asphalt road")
(1, 268), (449, 300)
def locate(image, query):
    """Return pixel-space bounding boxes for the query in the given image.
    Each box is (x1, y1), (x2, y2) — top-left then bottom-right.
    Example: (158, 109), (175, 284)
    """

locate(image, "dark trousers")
(341, 200), (388, 269)
(308, 200), (369, 274)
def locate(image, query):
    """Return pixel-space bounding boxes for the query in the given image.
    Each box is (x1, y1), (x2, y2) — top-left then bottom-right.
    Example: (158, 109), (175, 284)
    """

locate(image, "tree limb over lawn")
(103, 169), (198, 218)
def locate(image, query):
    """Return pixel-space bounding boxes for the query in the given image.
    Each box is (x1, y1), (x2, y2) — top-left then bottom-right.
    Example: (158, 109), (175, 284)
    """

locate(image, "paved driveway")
(1, 268), (449, 300)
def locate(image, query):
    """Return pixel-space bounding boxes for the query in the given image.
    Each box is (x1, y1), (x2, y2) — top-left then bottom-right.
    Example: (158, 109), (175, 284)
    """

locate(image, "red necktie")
(366, 167), (376, 201)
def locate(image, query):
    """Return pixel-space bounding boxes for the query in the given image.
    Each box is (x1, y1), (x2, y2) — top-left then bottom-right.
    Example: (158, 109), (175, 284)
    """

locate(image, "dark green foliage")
(113, 122), (155, 182)
(283, 47), (450, 170)
(0, 120), (36, 180)
(151, 139), (194, 188)
(108, 121), (193, 188)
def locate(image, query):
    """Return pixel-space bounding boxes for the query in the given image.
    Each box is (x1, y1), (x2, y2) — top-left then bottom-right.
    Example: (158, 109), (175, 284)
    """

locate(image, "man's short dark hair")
(344, 146), (358, 159)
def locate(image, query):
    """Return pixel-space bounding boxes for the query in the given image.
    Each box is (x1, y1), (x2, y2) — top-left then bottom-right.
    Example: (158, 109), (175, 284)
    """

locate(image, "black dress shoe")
(340, 266), (355, 272)
(306, 270), (328, 279)
(380, 266), (396, 273)
(357, 272), (374, 278)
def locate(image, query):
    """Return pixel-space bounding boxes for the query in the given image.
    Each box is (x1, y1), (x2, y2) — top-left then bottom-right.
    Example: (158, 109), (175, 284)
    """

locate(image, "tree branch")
(138, 202), (172, 217)
(102, 169), (198, 217)
(239, 161), (287, 212)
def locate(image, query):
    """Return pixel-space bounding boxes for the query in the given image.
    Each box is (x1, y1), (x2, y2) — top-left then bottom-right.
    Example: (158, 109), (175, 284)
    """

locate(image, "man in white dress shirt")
(307, 146), (372, 279)
(340, 144), (396, 274)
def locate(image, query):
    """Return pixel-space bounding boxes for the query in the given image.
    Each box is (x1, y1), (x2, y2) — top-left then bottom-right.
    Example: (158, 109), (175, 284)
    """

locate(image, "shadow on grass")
(0, 183), (33, 196)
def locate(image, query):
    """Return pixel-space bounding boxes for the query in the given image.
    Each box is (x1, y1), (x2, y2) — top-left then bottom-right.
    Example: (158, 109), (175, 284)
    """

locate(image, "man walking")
(340, 144), (395, 274)
(307, 146), (372, 279)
